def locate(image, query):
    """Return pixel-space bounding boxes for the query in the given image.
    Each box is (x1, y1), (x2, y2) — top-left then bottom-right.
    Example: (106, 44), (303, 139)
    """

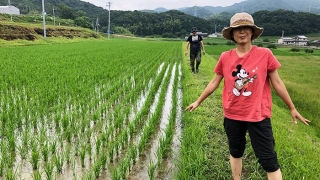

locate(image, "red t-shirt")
(214, 46), (281, 122)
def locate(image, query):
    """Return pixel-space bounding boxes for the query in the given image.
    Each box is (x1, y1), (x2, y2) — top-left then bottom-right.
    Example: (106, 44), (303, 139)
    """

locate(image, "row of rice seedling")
(111, 62), (174, 180)
(147, 63), (180, 180)
(105, 43), (183, 179)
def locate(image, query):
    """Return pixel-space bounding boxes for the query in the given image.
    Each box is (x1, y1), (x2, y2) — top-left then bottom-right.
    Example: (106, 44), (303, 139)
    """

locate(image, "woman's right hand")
(185, 101), (200, 112)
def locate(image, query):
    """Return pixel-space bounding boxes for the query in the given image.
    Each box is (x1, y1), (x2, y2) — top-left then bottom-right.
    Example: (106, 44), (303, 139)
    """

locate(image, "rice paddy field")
(0, 38), (319, 180)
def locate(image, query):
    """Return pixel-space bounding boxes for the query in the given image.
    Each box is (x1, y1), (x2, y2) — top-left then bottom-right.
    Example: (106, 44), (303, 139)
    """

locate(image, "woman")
(185, 12), (310, 180)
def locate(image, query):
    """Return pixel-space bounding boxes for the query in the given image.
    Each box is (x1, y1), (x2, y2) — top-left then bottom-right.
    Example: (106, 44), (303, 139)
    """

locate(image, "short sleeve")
(214, 52), (225, 76)
(199, 35), (203, 41)
(267, 49), (281, 72)
(187, 36), (191, 42)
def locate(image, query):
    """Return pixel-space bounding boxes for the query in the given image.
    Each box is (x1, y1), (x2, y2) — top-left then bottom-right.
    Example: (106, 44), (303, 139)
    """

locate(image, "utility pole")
(8, 0), (12, 21)
(53, 6), (55, 26)
(96, 17), (99, 33)
(42, 0), (46, 40)
(107, 2), (112, 39)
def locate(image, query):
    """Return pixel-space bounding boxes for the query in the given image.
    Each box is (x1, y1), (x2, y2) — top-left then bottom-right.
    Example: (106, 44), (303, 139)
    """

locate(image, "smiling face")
(231, 26), (254, 44)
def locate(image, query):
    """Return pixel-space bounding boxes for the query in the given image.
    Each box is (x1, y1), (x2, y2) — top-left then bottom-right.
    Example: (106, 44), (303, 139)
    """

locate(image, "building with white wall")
(278, 35), (309, 46)
(0, 5), (20, 15)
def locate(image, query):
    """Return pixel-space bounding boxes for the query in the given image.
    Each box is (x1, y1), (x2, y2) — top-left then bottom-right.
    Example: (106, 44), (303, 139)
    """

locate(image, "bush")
(206, 42), (218, 45)
(267, 44), (277, 49)
(304, 49), (314, 53)
(257, 43), (264, 47)
(290, 48), (300, 52)
(263, 38), (270, 42)
(162, 32), (176, 38)
(226, 41), (236, 46)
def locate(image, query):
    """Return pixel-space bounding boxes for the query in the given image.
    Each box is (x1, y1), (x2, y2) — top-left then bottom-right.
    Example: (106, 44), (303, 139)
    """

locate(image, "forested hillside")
(253, 10), (320, 36)
(0, 0), (105, 18)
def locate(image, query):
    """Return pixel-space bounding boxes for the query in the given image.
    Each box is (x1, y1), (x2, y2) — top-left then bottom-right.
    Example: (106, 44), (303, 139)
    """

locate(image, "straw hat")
(222, 12), (264, 40)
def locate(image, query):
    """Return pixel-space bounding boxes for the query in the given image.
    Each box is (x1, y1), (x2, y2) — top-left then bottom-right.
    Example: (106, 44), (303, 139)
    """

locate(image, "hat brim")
(222, 25), (264, 40)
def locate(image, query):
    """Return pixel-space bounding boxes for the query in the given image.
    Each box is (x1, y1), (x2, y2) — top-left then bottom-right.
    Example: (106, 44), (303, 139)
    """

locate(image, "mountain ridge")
(141, 0), (320, 17)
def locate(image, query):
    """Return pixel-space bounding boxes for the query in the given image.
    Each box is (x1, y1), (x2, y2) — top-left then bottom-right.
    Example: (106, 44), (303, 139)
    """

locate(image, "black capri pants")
(223, 117), (280, 172)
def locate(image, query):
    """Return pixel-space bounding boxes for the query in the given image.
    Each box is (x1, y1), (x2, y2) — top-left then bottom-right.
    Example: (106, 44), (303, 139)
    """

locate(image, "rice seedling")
(99, 153), (108, 170)
(17, 144), (28, 160)
(147, 159), (157, 180)
(87, 143), (92, 160)
(30, 141), (40, 170)
(5, 168), (17, 180)
(41, 142), (50, 162)
(0, 158), (4, 177)
(79, 144), (86, 168)
(129, 146), (137, 165)
(92, 160), (102, 178)
(109, 143), (115, 163)
(43, 161), (55, 180)
(119, 158), (129, 180)
(7, 132), (16, 153)
(54, 152), (64, 173)
(85, 129), (92, 144)
(50, 141), (57, 155)
(111, 168), (121, 180)
(95, 137), (101, 155)
(64, 144), (72, 165)
(32, 171), (42, 180)
(84, 170), (94, 180)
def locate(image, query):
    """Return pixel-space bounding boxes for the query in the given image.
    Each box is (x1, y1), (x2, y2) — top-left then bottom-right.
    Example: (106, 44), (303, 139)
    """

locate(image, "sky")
(80, 0), (245, 11)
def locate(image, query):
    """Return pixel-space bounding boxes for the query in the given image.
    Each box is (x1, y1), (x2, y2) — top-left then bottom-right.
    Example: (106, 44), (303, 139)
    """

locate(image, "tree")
(74, 16), (92, 29)
(74, 10), (92, 28)
(56, 4), (75, 20)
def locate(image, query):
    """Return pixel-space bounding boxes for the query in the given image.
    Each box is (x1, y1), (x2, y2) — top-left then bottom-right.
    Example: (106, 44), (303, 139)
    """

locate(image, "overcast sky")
(80, 0), (245, 11)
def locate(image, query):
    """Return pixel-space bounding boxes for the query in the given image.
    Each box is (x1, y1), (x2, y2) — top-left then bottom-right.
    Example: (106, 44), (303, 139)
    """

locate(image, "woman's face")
(232, 26), (253, 44)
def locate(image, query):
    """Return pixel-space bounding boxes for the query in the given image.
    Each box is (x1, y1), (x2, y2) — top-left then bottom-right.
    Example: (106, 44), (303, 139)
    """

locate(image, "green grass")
(178, 43), (320, 179)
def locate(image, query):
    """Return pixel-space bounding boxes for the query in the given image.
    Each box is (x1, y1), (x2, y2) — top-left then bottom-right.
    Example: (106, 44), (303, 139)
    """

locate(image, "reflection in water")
(2, 62), (182, 180)
(128, 62), (182, 180)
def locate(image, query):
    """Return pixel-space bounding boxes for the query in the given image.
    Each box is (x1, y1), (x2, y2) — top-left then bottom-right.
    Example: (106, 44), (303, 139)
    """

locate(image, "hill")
(3, 0), (320, 19)
(0, 0), (105, 19)
(145, 0), (320, 18)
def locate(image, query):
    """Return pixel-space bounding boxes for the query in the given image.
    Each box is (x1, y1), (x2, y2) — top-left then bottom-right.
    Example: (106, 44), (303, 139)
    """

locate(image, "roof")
(296, 35), (307, 39)
(281, 37), (293, 40)
(0, 5), (19, 9)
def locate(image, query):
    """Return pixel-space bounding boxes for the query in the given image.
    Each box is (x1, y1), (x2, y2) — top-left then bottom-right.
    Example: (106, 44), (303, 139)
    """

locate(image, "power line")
(106, 2), (112, 40)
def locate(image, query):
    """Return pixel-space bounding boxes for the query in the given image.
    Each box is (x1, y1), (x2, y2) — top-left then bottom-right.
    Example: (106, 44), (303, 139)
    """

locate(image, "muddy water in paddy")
(4, 63), (182, 180)
(128, 64), (182, 180)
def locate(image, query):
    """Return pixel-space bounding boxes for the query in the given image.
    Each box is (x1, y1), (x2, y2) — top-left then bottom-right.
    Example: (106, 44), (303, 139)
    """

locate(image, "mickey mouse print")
(232, 64), (257, 97)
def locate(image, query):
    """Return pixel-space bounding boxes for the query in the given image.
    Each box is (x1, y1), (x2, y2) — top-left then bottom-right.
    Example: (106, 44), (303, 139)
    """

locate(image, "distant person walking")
(185, 12), (310, 180)
(185, 27), (205, 73)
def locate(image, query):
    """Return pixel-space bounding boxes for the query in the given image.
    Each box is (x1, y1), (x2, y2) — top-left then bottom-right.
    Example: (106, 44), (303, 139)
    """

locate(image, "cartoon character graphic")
(232, 64), (257, 97)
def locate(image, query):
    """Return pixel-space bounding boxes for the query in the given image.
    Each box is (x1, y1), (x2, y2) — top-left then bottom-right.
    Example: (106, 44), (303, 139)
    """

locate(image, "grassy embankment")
(178, 39), (320, 179)
(0, 13), (103, 46)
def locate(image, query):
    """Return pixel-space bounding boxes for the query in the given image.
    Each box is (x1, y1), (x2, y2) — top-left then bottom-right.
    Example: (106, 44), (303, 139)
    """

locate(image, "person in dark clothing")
(185, 27), (206, 73)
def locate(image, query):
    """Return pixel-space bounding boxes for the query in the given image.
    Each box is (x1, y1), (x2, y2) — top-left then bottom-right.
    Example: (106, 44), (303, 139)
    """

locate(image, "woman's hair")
(230, 27), (255, 43)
